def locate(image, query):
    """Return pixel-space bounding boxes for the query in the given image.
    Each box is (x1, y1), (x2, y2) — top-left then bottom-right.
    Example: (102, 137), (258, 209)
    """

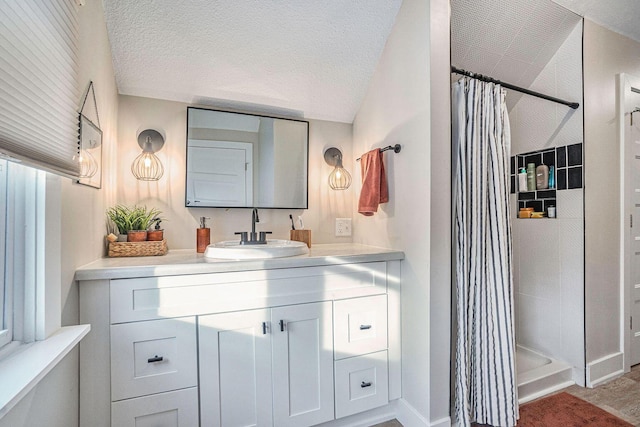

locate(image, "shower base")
(517, 345), (574, 404)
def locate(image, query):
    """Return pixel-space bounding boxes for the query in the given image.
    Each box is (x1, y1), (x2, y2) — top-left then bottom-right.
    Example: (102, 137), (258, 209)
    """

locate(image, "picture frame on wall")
(76, 113), (102, 189)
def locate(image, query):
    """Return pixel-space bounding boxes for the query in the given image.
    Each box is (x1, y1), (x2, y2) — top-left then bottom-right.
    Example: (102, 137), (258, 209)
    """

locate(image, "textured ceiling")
(102, 0), (402, 123)
(552, 0), (640, 43)
(451, 0), (581, 110)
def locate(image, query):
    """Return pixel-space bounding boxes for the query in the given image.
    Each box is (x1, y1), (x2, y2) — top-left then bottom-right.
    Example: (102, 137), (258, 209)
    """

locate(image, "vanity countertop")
(75, 243), (404, 281)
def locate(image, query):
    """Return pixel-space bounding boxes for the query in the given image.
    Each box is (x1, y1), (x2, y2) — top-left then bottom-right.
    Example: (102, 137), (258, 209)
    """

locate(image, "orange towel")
(358, 149), (388, 216)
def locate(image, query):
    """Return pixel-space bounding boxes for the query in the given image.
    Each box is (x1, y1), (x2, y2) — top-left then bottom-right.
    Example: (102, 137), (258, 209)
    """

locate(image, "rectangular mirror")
(186, 107), (309, 208)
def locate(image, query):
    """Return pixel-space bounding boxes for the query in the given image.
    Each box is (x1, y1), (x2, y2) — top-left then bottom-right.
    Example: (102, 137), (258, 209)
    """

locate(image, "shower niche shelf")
(510, 143), (585, 220)
(517, 190), (556, 219)
(517, 189), (556, 219)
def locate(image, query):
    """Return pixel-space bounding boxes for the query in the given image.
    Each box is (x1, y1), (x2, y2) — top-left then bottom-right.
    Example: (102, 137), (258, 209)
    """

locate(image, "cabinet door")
(272, 302), (334, 426)
(199, 309), (273, 427)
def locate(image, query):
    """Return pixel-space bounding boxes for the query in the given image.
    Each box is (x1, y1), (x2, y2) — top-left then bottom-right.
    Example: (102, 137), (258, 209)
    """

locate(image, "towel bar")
(356, 144), (401, 161)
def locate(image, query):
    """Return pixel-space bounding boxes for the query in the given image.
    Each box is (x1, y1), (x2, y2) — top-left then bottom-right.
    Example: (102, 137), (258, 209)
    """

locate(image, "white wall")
(352, 0), (451, 424)
(509, 22), (585, 381)
(116, 95), (353, 247)
(510, 23), (584, 154)
(62, 0), (119, 327)
(0, 352), (78, 427)
(0, 0), (119, 426)
(428, 0), (453, 423)
(583, 20), (640, 365)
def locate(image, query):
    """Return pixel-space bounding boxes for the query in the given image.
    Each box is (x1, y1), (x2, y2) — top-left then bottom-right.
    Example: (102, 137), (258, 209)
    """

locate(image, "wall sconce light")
(323, 147), (351, 190)
(132, 129), (165, 181)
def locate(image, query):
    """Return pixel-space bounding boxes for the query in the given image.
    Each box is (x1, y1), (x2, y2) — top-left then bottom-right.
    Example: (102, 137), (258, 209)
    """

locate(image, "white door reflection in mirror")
(186, 140), (252, 207)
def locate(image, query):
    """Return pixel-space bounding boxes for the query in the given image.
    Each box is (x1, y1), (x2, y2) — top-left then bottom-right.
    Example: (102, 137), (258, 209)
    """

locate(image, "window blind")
(0, 0), (80, 178)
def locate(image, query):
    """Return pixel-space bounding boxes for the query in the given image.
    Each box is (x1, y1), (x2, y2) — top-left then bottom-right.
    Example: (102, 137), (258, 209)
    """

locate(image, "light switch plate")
(335, 218), (352, 237)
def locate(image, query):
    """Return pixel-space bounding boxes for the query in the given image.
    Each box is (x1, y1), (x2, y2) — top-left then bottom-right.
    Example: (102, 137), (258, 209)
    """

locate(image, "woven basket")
(108, 239), (168, 257)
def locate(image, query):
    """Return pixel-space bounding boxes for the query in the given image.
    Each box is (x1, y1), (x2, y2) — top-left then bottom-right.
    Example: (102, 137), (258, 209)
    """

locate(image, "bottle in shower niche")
(526, 163), (536, 191)
(518, 167), (527, 192)
(536, 164), (549, 190)
(548, 165), (555, 189)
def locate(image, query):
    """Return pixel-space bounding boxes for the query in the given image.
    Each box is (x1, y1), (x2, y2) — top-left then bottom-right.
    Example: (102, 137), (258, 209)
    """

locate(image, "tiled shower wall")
(510, 142), (584, 214)
(508, 21), (585, 385)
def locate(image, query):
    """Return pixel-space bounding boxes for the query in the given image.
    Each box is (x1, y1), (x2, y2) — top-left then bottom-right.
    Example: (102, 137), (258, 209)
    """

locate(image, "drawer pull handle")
(359, 325), (372, 330)
(279, 319), (285, 332)
(147, 355), (164, 363)
(361, 381), (372, 388)
(262, 322), (267, 335)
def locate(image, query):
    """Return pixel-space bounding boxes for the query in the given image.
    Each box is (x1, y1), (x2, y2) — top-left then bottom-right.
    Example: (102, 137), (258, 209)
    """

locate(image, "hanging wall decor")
(76, 81), (102, 188)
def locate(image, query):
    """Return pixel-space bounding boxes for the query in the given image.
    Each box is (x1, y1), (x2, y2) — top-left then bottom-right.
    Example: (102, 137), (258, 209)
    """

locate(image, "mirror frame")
(185, 107), (309, 209)
(76, 113), (103, 189)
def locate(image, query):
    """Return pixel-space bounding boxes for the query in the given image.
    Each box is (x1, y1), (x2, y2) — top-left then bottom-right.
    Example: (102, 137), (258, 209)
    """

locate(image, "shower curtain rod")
(451, 66), (580, 110)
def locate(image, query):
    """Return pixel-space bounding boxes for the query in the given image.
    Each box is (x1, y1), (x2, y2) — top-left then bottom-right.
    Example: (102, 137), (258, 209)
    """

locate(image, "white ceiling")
(552, 0), (640, 43)
(102, 0), (402, 123)
(451, 0), (581, 110)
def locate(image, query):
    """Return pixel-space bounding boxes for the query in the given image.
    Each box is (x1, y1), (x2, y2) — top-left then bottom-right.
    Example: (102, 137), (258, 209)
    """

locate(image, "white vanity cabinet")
(78, 247), (402, 427)
(199, 302), (334, 427)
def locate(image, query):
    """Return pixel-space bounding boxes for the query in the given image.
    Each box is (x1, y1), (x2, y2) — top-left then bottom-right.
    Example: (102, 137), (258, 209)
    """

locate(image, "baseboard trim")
(429, 416), (452, 427)
(586, 352), (624, 387)
(395, 398), (433, 427)
(315, 399), (451, 427)
(315, 402), (397, 427)
(572, 366), (586, 387)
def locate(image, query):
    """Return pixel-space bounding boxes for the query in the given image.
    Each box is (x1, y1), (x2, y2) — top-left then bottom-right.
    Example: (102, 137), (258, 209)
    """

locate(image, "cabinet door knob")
(361, 381), (372, 388)
(359, 324), (372, 330)
(262, 322), (267, 335)
(279, 319), (285, 332)
(147, 355), (163, 363)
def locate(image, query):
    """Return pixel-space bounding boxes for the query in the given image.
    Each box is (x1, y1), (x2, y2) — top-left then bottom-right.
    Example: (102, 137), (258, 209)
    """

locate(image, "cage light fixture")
(323, 147), (351, 190)
(132, 129), (165, 181)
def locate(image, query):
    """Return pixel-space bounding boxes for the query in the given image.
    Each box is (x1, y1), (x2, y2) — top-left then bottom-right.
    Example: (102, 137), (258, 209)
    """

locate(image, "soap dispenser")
(197, 217), (211, 253)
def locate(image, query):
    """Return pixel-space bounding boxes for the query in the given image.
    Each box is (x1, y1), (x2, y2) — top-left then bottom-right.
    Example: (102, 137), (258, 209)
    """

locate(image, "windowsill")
(0, 324), (90, 419)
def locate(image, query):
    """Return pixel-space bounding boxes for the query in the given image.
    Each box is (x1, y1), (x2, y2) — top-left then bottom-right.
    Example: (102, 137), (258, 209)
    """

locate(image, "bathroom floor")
(373, 364), (640, 426)
(562, 364), (640, 425)
(371, 420), (402, 427)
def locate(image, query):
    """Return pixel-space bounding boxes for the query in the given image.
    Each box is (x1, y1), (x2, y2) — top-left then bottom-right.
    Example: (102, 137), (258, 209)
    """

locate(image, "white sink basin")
(204, 239), (309, 260)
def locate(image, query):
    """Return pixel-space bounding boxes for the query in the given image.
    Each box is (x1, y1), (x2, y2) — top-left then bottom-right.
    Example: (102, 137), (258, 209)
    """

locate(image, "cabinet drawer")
(110, 262), (387, 323)
(334, 295), (387, 359)
(111, 318), (197, 401)
(335, 351), (389, 419)
(111, 387), (198, 427)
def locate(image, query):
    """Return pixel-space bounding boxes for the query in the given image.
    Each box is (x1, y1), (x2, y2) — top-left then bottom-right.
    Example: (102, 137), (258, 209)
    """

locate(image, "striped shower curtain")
(453, 77), (518, 427)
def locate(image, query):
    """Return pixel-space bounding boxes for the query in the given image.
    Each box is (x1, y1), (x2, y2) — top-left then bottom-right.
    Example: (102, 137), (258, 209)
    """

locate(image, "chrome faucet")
(250, 208), (259, 242)
(235, 208), (271, 245)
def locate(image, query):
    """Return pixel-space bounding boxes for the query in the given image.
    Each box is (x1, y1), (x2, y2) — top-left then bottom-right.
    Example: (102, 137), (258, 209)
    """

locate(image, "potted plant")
(147, 218), (164, 241)
(106, 205), (162, 242)
(106, 205), (131, 241)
